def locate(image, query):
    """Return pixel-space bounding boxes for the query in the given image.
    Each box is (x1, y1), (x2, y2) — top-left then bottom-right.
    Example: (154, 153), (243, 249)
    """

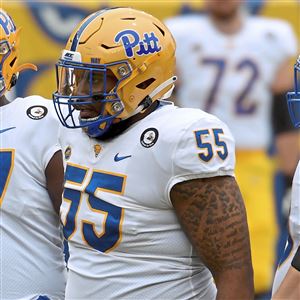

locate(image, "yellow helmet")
(0, 9), (37, 96)
(53, 7), (176, 138)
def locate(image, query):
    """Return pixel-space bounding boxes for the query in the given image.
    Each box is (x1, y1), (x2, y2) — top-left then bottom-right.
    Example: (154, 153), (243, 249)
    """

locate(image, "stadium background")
(2, 0), (300, 264)
(3, 0), (300, 100)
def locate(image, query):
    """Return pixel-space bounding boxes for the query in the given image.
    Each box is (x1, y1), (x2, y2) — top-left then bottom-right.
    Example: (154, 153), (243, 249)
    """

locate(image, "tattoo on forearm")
(171, 176), (252, 273)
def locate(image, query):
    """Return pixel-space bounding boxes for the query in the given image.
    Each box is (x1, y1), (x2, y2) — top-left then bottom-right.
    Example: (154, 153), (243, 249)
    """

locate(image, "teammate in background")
(52, 7), (254, 299)
(165, 0), (299, 297)
(0, 9), (66, 299)
(271, 55), (300, 299)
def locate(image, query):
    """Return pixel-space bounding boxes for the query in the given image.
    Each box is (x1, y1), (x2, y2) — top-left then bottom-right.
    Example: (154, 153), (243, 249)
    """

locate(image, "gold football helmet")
(0, 9), (37, 96)
(53, 7), (176, 137)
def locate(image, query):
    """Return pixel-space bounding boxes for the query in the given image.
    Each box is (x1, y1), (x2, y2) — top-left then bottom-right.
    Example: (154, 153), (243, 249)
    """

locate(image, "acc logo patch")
(64, 146), (72, 160)
(140, 128), (159, 148)
(26, 105), (48, 120)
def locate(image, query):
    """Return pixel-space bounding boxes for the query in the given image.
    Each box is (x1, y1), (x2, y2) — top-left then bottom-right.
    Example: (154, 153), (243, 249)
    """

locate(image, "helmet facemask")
(53, 56), (134, 138)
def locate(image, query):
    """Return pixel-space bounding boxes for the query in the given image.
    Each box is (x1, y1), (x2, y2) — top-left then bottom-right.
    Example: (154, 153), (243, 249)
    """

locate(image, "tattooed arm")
(170, 175), (254, 300)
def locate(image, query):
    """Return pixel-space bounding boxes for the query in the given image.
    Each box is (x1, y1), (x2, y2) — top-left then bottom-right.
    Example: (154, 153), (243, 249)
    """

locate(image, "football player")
(272, 55), (300, 299)
(53, 7), (254, 299)
(165, 0), (299, 296)
(0, 8), (66, 299)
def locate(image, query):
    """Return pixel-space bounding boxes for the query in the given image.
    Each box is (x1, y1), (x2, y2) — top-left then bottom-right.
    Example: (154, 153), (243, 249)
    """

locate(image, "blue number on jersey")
(63, 164), (87, 240)
(63, 164), (126, 253)
(194, 129), (213, 162)
(0, 149), (15, 207)
(202, 57), (259, 115)
(213, 128), (229, 160)
(194, 128), (228, 162)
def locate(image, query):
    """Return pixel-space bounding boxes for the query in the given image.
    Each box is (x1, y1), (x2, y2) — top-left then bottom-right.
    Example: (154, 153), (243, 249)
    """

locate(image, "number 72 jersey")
(165, 14), (297, 149)
(59, 103), (236, 299)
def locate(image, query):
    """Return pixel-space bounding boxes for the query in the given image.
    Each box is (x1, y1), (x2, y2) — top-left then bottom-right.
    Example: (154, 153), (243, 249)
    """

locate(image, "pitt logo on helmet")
(114, 29), (161, 58)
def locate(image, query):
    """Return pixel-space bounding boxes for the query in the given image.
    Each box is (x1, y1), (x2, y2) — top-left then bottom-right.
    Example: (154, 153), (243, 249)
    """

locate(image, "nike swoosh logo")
(114, 153), (132, 162)
(0, 126), (16, 134)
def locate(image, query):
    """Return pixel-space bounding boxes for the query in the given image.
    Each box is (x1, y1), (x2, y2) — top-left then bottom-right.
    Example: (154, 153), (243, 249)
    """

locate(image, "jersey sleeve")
(166, 115), (236, 198)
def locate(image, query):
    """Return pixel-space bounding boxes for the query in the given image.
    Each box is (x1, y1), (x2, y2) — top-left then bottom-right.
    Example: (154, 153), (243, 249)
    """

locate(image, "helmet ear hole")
(136, 78), (155, 90)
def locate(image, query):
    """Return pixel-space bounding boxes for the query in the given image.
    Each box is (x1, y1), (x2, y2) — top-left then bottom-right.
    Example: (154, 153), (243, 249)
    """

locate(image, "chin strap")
(124, 76), (177, 119)
(149, 76), (177, 99)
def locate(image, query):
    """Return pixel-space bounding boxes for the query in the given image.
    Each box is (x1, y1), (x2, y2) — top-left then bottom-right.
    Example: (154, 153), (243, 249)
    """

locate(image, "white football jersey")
(59, 102), (235, 299)
(272, 160), (300, 294)
(0, 96), (66, 299)
(165, 14), (297, 149)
